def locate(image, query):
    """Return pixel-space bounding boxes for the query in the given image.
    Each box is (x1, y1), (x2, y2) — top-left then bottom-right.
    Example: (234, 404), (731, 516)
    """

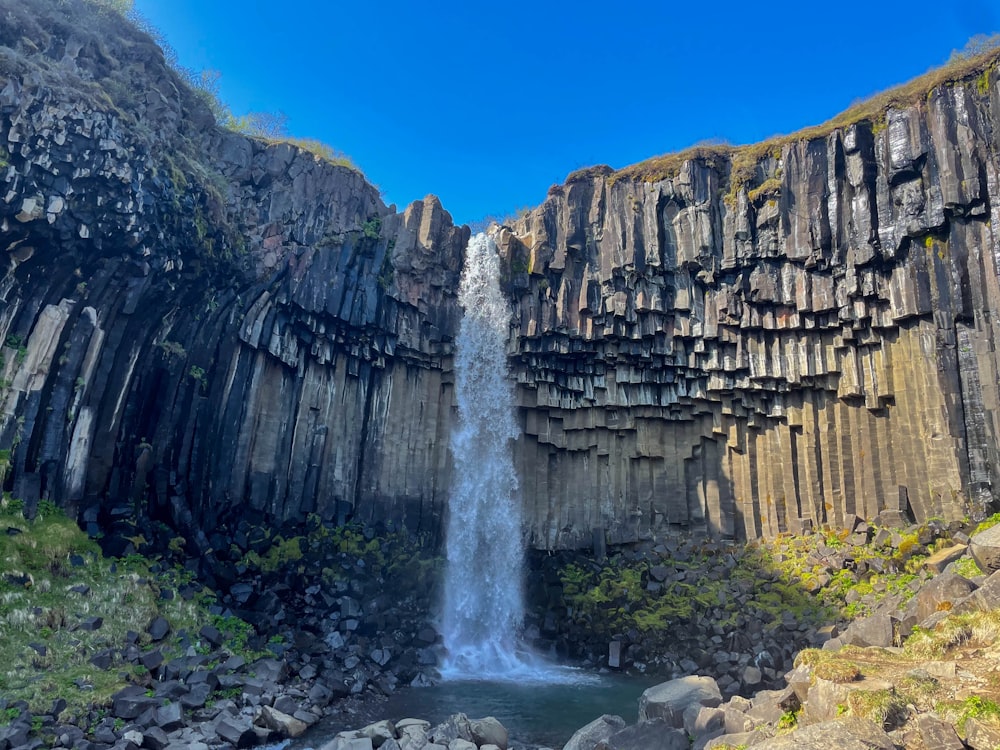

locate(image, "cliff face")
(2, 0), (999, 552)
(0, 0), (467, 553)
(502, 70), (1000, 547)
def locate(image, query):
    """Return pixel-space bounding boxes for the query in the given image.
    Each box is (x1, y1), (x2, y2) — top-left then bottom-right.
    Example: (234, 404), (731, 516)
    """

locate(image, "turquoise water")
(293, 672), (661, 749)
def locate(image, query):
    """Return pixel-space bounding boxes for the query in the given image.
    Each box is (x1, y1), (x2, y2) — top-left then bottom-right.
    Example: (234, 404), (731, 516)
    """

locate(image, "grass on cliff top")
(80, 0), (363, 175)
(594, 37), (1000, 187)
(0, 496), (251, 722)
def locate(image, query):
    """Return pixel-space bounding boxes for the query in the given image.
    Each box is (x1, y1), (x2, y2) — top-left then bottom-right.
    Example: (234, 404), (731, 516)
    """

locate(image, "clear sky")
(133, 0), (999, 227)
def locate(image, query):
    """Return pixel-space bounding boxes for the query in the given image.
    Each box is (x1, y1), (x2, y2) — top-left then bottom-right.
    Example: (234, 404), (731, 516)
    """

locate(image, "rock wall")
(0, 0), (467, 553)
(2, 0), (1000, 552)
(502, 68), (1000, 546)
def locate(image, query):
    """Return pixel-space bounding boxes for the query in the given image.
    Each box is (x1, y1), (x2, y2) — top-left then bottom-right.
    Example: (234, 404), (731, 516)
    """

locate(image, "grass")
(593, 40), (1000, 199)
(0, 496), (251, 722)
(903, 609), (1000, 659)
(847, 688), (910, 729)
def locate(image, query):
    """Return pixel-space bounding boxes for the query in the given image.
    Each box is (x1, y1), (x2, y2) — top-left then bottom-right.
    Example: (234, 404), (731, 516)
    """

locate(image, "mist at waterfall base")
(440, 232), (579, 683)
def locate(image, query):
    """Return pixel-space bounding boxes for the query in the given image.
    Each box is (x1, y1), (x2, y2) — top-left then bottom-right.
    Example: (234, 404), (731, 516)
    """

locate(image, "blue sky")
(134, 0), (999, 226)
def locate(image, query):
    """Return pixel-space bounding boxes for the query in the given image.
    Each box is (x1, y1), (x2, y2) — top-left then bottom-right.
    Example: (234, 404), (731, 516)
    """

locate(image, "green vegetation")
(157, 340), (187, 359)
(904, 609), (1000, 659)
(77, 0), (361, 172)
(813, 659), (862, 683)
(953, 695), (1000, 735)
(951, 555), (982, 579)
(776, 708), (800, 732)
(973, 512), (1000, 535)
(0, 496), (251, 720)
(847, 688), (909, 729)
(188, 365), (207, 390)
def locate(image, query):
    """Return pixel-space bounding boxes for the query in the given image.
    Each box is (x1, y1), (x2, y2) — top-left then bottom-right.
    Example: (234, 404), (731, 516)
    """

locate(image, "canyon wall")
(2, 0), (1000, 551)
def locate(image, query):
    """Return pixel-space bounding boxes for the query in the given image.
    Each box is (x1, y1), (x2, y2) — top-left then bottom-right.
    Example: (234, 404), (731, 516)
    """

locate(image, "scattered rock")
(638, 676), (723, 726)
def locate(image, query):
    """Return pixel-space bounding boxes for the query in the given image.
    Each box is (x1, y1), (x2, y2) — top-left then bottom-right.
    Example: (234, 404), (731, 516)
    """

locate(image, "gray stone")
(841, 613), (895, 648)
(563, 714), (626, 750)
(916, 714), (964, 749)
(469, 717), (507, 750)
(750, 717), (894, 749)
(970, 523), (1000, 572)
(638, 676), (723, 727)
(965, 717), (1000, 750)
(258, 705), (308, 739)
(607, 718), (688, 750)
(916, 572), (977, 621)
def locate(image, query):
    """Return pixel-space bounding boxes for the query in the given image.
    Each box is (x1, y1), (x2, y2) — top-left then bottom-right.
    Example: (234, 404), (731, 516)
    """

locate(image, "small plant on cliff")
(188, 365), (207, 391)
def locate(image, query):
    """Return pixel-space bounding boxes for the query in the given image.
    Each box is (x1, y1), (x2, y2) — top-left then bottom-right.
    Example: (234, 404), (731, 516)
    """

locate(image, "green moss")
(973, 512), (1000, 535)
(951, 556), (982, 578)
(0, 501), (237, 718)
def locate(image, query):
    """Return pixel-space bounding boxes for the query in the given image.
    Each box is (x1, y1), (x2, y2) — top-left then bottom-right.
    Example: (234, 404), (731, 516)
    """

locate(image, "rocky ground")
(299, 519), (1000, 750)
(3, 499), (1000, 749)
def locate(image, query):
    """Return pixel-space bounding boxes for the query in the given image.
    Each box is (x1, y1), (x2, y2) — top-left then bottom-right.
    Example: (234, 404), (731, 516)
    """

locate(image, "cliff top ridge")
(562, 40), (1000, 195)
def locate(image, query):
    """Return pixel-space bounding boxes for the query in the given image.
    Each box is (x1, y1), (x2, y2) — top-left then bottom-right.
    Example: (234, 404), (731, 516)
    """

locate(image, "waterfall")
(440, 232), (527, 679)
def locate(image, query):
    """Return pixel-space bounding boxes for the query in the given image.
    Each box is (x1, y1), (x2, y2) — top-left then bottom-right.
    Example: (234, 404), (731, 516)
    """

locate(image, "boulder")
(428, 714), (474, 746)
(970, 523), (1000, 572)
(638, 676), (723, 727)
(750, 717), (894, 749)
(683, 705), (725, 738)
(563, 714), (626, 750)
(916, 714), (964, 749)
(964, 717), (1000, 750)
(606, 718), (688, 750)
(915, 572), (977, 621)
(469, 717), (507, 750)
(359, 719), (398, 748)
(258, 705), (308, 738)
(954, 569), (1000, 613)
(923, 544), (968, 573)
(840, 613), (895, 648)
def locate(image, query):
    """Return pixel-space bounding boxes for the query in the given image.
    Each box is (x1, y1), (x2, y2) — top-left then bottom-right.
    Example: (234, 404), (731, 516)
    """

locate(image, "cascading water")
(440, 231), (527, 679)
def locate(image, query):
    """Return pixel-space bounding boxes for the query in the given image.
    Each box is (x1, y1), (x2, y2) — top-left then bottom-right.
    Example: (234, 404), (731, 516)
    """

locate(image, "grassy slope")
(0, 496), (256, 724)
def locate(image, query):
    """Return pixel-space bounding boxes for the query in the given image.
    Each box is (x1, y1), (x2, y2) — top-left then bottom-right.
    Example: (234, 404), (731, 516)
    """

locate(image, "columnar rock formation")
(501, 74), (1000, 546)
(1, 0), (999, 551)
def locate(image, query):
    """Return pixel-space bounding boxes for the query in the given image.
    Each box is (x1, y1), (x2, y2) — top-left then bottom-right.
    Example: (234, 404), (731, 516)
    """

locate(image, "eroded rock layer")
(2, 0), (1000, 550)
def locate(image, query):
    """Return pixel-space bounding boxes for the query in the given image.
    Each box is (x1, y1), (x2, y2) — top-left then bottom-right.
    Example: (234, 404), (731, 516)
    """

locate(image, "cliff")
(0, 0), (467, 554)
(2, 0), (1000, 552)
(500, 56), (1000, 546)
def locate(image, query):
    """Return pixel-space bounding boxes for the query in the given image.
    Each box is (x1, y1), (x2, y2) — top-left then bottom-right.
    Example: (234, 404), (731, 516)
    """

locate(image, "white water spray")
(440, 232), (530, 679)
